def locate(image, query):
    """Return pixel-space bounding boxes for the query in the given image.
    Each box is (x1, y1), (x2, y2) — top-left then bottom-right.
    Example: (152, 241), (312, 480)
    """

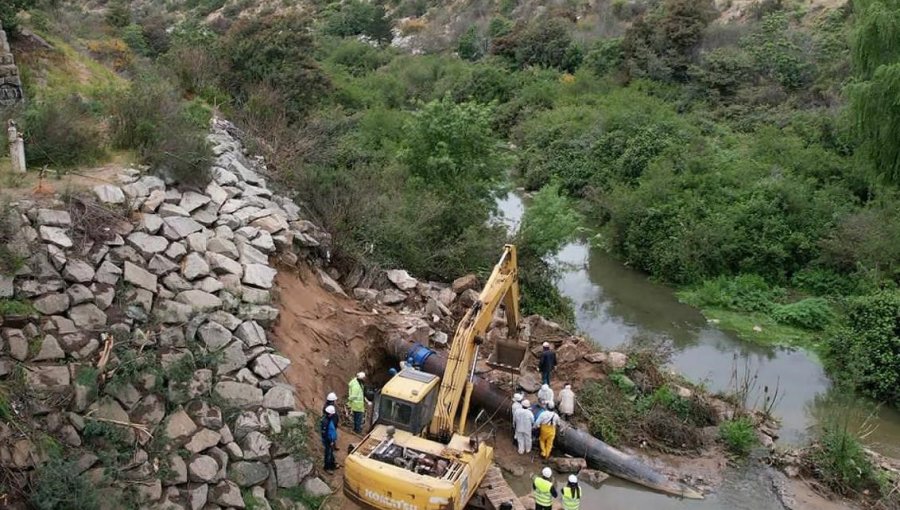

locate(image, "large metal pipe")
(384, 335), (703, 500)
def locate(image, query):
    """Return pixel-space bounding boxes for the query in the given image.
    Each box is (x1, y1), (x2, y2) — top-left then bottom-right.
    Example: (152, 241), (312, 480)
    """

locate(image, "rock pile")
(0, 119), (331, 509)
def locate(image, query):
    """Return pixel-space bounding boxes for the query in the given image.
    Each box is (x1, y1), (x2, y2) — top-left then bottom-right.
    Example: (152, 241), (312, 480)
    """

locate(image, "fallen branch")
(84, 410), (153, 441)
(96, 333), (114, 381)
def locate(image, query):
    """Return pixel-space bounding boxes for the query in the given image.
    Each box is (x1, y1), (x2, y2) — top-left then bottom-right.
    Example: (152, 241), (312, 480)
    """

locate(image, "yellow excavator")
(343, 245), (522, 510)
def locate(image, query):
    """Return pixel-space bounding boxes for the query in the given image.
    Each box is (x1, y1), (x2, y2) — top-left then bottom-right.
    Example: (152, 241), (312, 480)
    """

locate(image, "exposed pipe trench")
(383, 335), (704, 500)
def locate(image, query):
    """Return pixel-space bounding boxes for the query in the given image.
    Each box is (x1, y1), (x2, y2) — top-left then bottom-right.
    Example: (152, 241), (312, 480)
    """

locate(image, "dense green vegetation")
(5, 0), (898, 406)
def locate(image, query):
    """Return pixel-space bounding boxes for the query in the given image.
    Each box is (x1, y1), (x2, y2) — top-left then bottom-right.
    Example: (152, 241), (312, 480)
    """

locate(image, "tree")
(848, 0), (900, 183)
(622, 0), (716, 81)
(401, 96), (507, 197)
(517, 182), (581, 258)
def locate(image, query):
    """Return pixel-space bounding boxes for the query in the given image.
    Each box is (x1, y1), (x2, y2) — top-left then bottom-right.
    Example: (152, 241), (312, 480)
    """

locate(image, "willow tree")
(849, 0), (900, 184)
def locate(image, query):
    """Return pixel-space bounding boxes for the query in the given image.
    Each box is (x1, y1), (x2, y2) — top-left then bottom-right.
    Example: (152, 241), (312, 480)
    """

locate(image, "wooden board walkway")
(472, 466), (526, 510)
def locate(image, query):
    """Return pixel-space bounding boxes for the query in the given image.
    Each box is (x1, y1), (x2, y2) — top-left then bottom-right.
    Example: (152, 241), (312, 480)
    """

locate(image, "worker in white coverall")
(558, 383), (575, 420)
(514, 399), (535, 455)
(538, 384), (555, 407)
(511, 393), (523, 447)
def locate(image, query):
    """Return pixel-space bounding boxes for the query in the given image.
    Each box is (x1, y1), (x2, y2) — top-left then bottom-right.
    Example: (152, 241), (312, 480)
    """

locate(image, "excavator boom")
(428, 244), (521, 441)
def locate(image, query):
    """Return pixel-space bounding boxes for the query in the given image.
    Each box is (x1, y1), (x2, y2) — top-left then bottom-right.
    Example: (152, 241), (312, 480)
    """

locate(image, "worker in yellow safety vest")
(348, 372), (367, 433)
(561, 474), (581, 510)
(532, 467), (557, 510)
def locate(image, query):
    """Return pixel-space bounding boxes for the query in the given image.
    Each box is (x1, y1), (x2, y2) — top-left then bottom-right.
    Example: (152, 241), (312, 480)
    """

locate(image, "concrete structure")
(0, 19), (24, 108)
(7, 120), (24, 173)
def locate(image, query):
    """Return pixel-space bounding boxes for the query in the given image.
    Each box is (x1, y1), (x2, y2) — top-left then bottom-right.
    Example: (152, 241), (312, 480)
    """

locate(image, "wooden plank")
(474, 466), (525, 510)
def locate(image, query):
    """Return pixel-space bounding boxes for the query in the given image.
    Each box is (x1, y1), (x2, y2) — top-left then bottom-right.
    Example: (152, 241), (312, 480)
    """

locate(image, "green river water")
(494, 191), (900, 509)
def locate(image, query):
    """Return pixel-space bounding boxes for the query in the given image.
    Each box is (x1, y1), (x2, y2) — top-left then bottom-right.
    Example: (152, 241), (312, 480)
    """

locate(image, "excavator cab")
(373, 368), (440, 435)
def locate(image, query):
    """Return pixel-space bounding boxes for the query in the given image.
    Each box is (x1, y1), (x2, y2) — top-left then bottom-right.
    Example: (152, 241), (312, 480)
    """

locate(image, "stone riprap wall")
(0, 118), (332, 510)
(0, 20), (24, 107)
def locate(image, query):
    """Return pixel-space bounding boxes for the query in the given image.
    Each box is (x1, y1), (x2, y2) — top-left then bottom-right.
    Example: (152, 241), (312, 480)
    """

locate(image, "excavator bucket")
(486, 340), (528, 374)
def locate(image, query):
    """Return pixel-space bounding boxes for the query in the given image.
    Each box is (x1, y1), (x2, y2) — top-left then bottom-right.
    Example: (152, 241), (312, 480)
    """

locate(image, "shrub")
(679, 275), (784, 313)
(582, 37), (624, 77)
(623, 0), (717, 82)
(492, 17), (583, 72)
(109, 74), (211, 186)
(810, 422), (877, 495)
(23, 97), (105, 169)
(824, 290), (900, 405)
(322, 0), (393, 43)
(327, 39), (393, 76)
(1, 0), (35, 32)
(122, 24), (151, 56)
(29, 457), (101, 510)
(458, 26), (486, 61)
(771, 297), (834, 330)
(105, 0), (130, 27)
(223, 13), (331, 120)
(718, 417), (757, 455)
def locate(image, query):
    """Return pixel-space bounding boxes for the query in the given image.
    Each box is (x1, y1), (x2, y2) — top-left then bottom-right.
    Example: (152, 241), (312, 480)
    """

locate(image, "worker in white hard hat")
(514, 399), (535, 455)
(558, 382), (575, 420)
(539, 342), (557, 385)
(561, 474), (581, 509)
(348, 372), (367, 433)
(321, 405), (338, 471)
(532, 466), (557, 510)
(511, 393), (524, 446)
(324, 392), (339, 426)
(538, 383), (555, 407)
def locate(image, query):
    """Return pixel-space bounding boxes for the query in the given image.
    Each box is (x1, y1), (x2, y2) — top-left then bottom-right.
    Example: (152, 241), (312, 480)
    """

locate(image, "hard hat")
(541, 384), (550, 391)
(326, 392), (337, 401)
(542, 342), (550, 348)
(564, 383), (572, 389)
(325, 405), (336, 415)
(389, 368), (398, 376)
(542, 467), (553, 478)
(568, 475), (578, 484)
(513, 393), (523, 402)
(522, 399), (531, 408)
(357, 372), (366, 379)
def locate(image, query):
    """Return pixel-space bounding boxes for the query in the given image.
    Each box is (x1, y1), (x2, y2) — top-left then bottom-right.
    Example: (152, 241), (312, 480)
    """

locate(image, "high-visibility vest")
(533, 477), (553, 507)
(562, 485), (581, 510)
(348, 378), (365, 412)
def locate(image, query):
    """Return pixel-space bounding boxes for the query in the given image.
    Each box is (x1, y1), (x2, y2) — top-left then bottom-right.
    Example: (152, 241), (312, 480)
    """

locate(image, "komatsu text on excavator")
(343, 245), (523, 510)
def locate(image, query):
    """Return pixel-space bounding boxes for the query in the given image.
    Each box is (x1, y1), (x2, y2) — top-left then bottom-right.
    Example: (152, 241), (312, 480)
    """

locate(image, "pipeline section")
(386, 337), (704, 500)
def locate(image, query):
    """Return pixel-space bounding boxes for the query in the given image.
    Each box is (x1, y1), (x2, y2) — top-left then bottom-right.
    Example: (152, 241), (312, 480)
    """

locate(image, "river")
(494, 191), (900, 509)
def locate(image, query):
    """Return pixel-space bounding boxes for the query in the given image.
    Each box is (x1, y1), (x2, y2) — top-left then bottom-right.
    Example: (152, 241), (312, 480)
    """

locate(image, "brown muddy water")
(494, 191), (900, 509)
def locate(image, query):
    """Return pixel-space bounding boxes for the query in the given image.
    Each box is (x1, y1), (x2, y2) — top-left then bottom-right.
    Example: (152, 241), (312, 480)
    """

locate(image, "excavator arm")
(428, 244), (521, 442)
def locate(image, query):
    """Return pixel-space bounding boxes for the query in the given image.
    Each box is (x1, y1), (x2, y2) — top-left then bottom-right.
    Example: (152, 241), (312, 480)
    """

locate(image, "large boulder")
(68, 303), (107, 329)
(188, 455), (219, 483)
(62, 259), (95, 283)
(228, 461), (269, 487)
(274, 456), (312, 489)
(214, 381), (263, 408)
(251, 353), (290, 379)
(123, 261), (158, 292)
(452, 274), (479, 294)
(33, 293), (71, 315)
(242, 264), (277, 289)
(386, 269), (418, 291)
